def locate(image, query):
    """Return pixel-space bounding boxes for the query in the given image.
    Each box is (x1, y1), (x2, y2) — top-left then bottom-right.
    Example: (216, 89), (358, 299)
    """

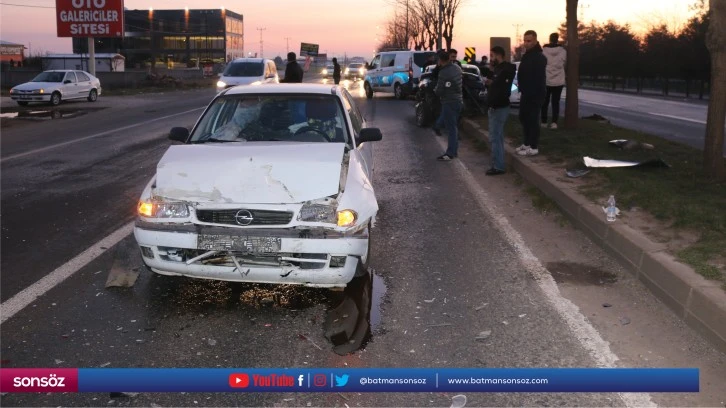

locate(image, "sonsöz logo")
(0, 369), (78, 393)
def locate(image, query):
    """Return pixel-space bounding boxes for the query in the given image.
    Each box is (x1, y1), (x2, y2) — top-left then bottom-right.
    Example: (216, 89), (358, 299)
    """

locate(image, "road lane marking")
(0, 107), (204, 163)
(0, 221), (135, 325)
(433, 135), (655, 407)
(647, 112), (706, 124)
(581, 101), (620, 108)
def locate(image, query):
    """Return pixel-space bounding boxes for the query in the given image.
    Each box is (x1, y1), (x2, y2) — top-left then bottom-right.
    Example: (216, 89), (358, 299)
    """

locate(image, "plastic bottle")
(606, 195), (617, 222)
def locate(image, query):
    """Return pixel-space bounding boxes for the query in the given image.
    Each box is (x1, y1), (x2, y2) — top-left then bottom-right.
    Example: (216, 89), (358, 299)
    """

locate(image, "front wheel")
(364, 82), (373, 99)
(49, 92), (61, 106)
(415, 103), (429, 127)
(87, 89), (98, 102)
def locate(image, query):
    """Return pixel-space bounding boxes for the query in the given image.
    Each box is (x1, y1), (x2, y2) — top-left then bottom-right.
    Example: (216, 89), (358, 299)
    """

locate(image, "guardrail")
(580, 77), (710, 100)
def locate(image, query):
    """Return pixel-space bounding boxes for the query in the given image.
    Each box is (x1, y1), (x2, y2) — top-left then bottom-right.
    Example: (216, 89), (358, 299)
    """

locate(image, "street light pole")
(405, 0), (409, 50)
(436, 0), (443, 50)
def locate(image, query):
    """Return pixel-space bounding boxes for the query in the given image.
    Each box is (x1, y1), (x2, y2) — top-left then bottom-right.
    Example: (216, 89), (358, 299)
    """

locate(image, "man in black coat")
(516, 30), (547, 156)
(281, 52), (304, 83)
(332, 57), (341, 84)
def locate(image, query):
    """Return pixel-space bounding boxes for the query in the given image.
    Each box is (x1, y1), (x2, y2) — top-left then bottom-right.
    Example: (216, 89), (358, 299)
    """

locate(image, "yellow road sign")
(464, 47), (476, 63)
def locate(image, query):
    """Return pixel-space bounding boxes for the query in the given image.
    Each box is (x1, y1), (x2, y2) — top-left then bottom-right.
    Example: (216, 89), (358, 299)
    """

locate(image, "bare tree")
(704, 0), (726, 180)
(441, 0), (465, 50)
(382, 0), (465, 51)
(564, 0), (580, 129)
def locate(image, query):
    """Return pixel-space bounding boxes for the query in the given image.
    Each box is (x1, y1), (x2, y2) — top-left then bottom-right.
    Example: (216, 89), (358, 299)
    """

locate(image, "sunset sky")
(0, 0), (698, 59)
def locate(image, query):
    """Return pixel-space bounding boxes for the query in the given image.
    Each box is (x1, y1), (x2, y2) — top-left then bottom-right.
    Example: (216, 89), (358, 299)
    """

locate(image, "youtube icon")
(229, 373), (249, 388)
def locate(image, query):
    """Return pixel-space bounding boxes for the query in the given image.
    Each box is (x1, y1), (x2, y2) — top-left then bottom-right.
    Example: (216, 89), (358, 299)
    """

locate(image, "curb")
(462, 118), (726, 354)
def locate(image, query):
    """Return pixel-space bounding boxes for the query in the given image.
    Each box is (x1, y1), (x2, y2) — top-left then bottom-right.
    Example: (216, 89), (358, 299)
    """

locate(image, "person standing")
(449, 49), (462, 67)
(541, 33), (567, 129)
(434, 51), (463, 161)
(516, 30), (547, 156)
(332, 57), (341, 85)
(484, 46), (517, 175)
(281, 52), (304, 83)
(478, 55), (491, 78)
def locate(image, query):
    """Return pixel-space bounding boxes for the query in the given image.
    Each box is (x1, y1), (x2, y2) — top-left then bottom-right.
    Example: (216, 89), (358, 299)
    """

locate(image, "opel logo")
(234, 210), (254, 226)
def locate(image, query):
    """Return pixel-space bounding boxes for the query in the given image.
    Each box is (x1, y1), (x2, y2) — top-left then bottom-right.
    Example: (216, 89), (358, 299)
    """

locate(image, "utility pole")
(512, 23), (523, 45)
(256, 27), (266, 58)
(436, 0), (443, 50)
(284, 36), (291, 54)
(405, 0), (409, 50)
(579, 3), (590, 22)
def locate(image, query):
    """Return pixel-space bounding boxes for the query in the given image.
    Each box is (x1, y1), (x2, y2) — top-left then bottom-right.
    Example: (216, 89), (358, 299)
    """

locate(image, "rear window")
(413, 52), (436, 69)
(224, 62), (264, 77)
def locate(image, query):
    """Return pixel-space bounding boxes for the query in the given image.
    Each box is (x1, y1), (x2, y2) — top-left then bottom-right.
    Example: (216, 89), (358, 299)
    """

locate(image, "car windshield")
(190, 94), (350, 144)
(31, 72), (65, 82)
(349, 63), (363, 68)
(413, 51), (436, 68)
(223, 62), (264, 77)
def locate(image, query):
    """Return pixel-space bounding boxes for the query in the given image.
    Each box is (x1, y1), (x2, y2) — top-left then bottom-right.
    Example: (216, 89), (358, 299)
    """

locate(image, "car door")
(341, 90), (373, 179)
(377, 54), (396, 92)
(367, 55), (382, 90)
(75, 71), (93, 96)
(62, 72), (79, 99)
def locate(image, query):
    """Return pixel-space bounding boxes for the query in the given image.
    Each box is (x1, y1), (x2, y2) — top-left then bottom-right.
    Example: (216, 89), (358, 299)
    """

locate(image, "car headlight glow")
(322, 69), (328, 75)
(216, 81), (227, 88)
(359, 68), (365, 74)
(138, 199), (190, 218)
(337, 210), (357, 227)
(38, 89), (45, 94)
(345, 68), (349, 74)
(299, 203), (336, 223)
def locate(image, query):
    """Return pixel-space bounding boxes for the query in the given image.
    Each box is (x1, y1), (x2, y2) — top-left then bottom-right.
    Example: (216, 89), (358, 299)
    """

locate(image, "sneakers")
(517, 147), (539, 156)
(485, 168), (506, 176)
(549, 122), (558, 130)
(515, 144), (528, 153)
(437, 154), (454, 161)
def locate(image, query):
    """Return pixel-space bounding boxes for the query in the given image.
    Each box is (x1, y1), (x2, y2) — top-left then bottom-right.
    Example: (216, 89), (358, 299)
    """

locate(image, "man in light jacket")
(541, 33), (567, 129)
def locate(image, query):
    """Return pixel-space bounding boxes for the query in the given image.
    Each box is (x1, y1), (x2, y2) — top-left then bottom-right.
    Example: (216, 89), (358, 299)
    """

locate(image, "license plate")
(197, 234), (281, 253)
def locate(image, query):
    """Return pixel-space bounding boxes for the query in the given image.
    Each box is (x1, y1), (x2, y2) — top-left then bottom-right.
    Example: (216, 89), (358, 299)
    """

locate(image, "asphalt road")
(1, 80), (725, 407)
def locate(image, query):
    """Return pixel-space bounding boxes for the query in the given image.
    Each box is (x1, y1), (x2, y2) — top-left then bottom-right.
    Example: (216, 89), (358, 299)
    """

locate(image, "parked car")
(9, 70), (101, 106)
(322, 64), (335, 78)
(216, 58), (279, 91)
(345, 62), (366, 80)
(415, 63), (487, 127)
(364, 50), (437, 99)
(134, 84), (383, 289)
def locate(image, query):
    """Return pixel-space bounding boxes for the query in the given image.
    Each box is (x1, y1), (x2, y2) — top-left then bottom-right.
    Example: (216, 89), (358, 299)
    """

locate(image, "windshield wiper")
(194, 137), (241, 144)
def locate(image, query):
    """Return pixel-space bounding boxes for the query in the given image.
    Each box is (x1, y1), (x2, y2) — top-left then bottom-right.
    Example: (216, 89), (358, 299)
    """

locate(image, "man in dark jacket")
(516, 30), (547, 156)
(281, 52), (304, 83)
(434, 51), (463, 161)
(484, 46), (517, 175)
(332, 57), (341, 84)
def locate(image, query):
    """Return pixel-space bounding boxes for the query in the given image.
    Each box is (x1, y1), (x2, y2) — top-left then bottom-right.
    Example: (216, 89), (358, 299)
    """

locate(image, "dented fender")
(337, 152), (378, 227)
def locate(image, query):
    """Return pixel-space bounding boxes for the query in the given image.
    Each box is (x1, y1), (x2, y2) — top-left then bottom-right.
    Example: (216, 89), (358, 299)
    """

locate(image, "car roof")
(230, 58), (266, 63)
(223, 83), (341, 96)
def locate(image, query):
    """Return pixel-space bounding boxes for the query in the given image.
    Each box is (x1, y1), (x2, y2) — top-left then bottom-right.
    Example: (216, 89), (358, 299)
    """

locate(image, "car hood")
(153, 142), (346, 204)
(13, 82), (60, 91)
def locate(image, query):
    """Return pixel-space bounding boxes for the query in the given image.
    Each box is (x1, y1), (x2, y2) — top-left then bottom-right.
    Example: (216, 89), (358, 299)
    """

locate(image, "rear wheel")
(394, 83), (404, 100)
(364, 82), (373, 99)
(87, 89), (98, 102)
(49, 92), (61, 106)
(17, 101), (28, 106)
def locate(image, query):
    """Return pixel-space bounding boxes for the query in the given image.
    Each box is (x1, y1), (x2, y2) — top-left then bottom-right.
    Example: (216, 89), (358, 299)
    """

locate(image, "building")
(1, 40), (25, 65)
(72, 8), (243, 69)
(42, 53), (125, 72)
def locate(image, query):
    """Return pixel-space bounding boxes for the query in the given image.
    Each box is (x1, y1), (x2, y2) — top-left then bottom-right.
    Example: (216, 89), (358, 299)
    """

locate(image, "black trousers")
(519, 99), (542, 149)
(334, 76), (341, 84)
(541, 85), (564, 124)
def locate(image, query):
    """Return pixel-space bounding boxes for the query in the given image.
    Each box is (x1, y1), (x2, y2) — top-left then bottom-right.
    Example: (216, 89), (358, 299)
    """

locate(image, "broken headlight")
(138, 199), (190, 218)
(298, 203), (336, 223)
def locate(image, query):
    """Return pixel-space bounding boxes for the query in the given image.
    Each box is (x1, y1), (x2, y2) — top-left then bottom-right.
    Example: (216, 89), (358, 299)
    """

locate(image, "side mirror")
(356, 128), (382, 146)
(169, 127), (190, 143)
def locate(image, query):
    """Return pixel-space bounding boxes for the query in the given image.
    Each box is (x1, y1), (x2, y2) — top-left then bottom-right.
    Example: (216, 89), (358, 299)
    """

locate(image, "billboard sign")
(300, 42), (319, 57)
(56, 0), (125, 37)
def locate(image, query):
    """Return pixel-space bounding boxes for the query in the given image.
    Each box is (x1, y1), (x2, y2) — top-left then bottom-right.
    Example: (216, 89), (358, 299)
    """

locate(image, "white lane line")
(433, 135), (655, 407)
(0, 221), (135, 325)
(0, 107), (204, 163)
(647, 112), (706, 124)
(581, 101), (620, 108)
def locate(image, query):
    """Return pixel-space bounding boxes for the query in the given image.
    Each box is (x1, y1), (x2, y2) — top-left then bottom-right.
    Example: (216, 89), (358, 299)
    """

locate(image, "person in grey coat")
(434, 51), (463, 161)
(541, 32), (567, 129)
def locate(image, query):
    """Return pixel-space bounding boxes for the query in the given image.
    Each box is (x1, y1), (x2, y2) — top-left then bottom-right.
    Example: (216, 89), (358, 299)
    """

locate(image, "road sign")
(300, 42), (319, 57)
(56, 0), (125, 37)
(464, 47), (476, 64)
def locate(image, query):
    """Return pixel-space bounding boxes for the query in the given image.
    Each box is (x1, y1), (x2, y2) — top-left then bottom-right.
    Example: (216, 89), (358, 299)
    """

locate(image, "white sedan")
(134, 84), (382, 288)
(9, 70), (102, 106)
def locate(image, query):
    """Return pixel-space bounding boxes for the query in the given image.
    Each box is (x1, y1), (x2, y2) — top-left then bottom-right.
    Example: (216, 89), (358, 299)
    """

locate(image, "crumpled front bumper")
(134, 221), (368, 288)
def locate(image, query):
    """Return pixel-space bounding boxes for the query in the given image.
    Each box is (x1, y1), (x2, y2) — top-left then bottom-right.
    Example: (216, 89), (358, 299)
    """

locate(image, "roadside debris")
(451, 394), (468, 408)
(475, 330), (492, 341)
(603, 195), (620, 222)
(609, 139), (655, 150)
(583, 156), (670, 169)
(55, 359), (64, 364)
(603, 303), (613, 308)
(474, 303), (488, 311)
(566, 169), (591, 178)
(298, 334), (323, 351)
(620, 317), (631, 326)
(100, 362), (111, 367)
(427, 323), (453, 328)
(424, 298), (436, 303)
(207, 338), (217, 346)
(582, 113), (609, 123)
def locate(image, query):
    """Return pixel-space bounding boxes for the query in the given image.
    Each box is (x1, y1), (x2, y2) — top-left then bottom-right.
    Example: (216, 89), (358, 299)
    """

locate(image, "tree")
(704, 0), (726, 180)
(441, 0), (465, 50)
(382, 0), (466, 51)
(564, 0), (580, 129)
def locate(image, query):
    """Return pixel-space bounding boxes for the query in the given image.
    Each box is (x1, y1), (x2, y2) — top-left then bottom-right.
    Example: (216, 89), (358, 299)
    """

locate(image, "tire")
(49, 92), (61, 106)
(415, 103), (428, 127)
(354, 223), (372, 277)
(364, 82), (373, 99)
(394, 83), (404, 100)
(17, 101), (28, 106)
(87, 89), (98, 102)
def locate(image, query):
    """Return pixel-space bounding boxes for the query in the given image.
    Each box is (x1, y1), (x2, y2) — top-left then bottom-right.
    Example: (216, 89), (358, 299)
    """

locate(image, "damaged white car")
(134, 84), (382, 288)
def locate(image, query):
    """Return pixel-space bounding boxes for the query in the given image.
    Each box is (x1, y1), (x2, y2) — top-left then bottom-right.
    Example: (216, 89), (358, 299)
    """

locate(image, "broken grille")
(196, 209), (294, 226)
